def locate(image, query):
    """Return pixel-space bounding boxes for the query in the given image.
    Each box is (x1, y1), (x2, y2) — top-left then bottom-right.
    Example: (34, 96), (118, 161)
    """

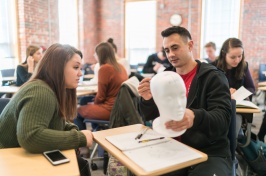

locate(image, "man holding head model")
(138, 26), (232, 175)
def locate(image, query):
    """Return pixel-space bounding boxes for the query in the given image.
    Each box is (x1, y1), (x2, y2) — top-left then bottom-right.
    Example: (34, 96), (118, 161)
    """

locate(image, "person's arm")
(139, 98), (159, 121)
(17, 85), (87, 153)
(142, 55), (157, 74)
(94, 65), (110, 104)
(244, 65), (255, 94)
(138, 77), (159, 121)
(64, 122), (79, 131)
(190, 70), (231, 139)
(16, 65), (32, 85)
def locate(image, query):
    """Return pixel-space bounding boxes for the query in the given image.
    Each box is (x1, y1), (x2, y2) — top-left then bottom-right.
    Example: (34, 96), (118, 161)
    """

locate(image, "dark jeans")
(162, 156), (232, 176)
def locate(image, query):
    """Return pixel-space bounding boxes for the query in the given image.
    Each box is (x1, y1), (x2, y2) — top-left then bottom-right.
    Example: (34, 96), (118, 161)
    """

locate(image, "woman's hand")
(230, 88), (236, 99)
(81, 130), (93, 148)
(27, 56), (34, 73)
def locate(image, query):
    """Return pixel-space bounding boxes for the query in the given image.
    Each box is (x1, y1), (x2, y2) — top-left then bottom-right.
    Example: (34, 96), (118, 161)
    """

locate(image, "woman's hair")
(216, 38), (245, 80)
(29, 43), (83, 120)
(23, 45), (42, 64)
(95, 42), (121, 72)
(107, 38), (117, 53)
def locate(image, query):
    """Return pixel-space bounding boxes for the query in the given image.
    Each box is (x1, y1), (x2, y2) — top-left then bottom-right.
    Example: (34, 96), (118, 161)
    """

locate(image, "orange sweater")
(94, 63), (128, 111)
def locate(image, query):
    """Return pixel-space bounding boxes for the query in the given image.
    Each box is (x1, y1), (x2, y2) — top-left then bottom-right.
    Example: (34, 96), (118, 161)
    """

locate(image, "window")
(200, 0), (241, 58)
(125, 0), (156, 65)
(58, 0), (78, 47)
(0, 0), (18, 70)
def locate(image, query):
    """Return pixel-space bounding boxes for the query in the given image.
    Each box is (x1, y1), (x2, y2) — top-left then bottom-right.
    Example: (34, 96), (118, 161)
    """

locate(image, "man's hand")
(165, 109), (195, 131)
(138, 77), (152, 100)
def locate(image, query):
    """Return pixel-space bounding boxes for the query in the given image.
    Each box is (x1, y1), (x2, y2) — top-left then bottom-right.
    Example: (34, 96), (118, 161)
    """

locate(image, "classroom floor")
(84, 109), (266, 176)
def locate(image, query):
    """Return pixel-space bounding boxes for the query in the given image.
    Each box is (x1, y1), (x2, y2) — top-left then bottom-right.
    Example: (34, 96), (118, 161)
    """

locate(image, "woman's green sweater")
(0, 80), (87, 153)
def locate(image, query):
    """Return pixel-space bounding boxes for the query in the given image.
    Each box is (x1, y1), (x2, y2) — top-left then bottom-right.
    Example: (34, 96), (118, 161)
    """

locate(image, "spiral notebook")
(106, 129), (203, 172)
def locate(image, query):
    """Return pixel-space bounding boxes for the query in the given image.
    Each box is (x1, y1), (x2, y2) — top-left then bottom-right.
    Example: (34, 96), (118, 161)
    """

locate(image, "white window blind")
(200, 0), (241, 58)
(58, 0), (78, 48)
(125, 0), (156, 65)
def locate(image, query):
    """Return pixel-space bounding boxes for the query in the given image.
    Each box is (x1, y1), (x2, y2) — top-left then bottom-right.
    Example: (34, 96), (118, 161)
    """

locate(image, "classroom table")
(236, 107), (261, 147)
(0, 85), (97, 97)
(0, 86), (20, 94)
(258, 81), (266, 87)
(93, 124), (208, 176)
(1, 76), (16, 82)
(83, 74), (94, 79)
(0, 148), (79, 176)
(76, 85), (97, 97)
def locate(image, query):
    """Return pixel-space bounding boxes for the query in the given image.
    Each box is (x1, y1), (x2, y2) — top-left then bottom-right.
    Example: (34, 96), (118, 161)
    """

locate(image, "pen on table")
(135, 128), (148, 140)
(138, 137), (165, 143)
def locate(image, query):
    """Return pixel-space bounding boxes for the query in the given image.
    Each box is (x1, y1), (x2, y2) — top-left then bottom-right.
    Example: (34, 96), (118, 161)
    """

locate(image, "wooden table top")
(0, 148), (79, 176)
(93, 124), (207, 176)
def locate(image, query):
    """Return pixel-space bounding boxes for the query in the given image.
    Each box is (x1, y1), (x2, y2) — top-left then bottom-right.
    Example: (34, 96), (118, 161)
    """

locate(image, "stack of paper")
(232, 86), (259, 109)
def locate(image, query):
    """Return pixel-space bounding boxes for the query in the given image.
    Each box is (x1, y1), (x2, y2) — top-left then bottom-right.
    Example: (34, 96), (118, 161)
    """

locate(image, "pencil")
(135, 128), (148, 140)
(138, 137), (165, 143)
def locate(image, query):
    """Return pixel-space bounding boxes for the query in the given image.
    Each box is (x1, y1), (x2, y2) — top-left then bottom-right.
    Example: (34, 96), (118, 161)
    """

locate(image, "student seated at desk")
(75, 42), (128, 130)
(142, 47), (171, 74)
(138, 26), (232, 175)
(85, 38), (130, 85)
(0, 44), (93, 176)
(16, 45), (43, 86)
(212, 38), (255, 137)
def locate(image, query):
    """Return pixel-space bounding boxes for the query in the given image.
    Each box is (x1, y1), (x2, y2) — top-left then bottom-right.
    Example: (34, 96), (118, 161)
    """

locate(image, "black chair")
(0, 98), (10, 114)
(228, 99), (237, 175)
(0, 68), (16, 86)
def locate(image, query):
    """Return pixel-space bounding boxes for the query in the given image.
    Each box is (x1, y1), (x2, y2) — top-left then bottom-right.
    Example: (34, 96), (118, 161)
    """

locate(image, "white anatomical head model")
(150, 71), (187, 137)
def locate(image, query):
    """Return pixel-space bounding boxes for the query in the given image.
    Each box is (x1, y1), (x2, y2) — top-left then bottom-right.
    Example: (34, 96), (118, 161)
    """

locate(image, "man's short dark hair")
(161, 26), (192, 42)
(204, 42), (216, 50)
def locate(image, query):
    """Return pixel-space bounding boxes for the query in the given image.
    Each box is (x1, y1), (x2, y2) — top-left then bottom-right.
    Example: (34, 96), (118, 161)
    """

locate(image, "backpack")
(238, 132), (266, 175)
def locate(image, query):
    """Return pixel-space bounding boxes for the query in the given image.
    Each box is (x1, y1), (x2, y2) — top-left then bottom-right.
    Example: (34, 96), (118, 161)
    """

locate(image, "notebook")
(106, 129), (202, 172)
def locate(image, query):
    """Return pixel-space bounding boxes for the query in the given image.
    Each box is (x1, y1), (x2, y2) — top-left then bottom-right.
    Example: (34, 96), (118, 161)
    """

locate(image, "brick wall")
(241, 0), (266, 87)
(16, 0), (266, 87)
(156, 0), (202, 58)
(17, 0), (59, 62)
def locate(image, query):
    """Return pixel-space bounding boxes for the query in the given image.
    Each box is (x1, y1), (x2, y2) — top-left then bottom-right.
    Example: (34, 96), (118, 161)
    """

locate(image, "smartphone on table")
(43, 150), (70, 165)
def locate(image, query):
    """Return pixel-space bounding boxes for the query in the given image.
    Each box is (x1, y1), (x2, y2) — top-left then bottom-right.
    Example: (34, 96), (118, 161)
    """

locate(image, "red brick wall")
(156, 0), (202, 58)
(17, 0), (59, 62)
(16, 0), (266, 88)
(241, 0), (266, 87)
(78, 0), (99, 64)
(78, 0), (125, 64)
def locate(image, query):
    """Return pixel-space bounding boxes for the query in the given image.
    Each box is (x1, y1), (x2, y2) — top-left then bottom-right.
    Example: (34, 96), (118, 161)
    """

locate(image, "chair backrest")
(259, 64), (266, 82)
(0, 98), (10, 114)
(0, 69), (15, 77)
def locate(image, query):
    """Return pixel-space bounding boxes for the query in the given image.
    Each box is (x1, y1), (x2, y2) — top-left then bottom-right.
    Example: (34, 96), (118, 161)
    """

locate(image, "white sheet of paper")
(105, 129), (169, 151)
(232, 86), (252, 104)
(106, 131), (203, 172)
(123, 140), (202, 172)
(236, 100), (259, 109)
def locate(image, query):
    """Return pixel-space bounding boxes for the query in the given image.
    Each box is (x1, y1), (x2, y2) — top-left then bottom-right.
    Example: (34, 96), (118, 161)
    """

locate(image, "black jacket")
(140, 60), (232, 157)
(142, 53), (171, 74)
(16, 64), (32, 86)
